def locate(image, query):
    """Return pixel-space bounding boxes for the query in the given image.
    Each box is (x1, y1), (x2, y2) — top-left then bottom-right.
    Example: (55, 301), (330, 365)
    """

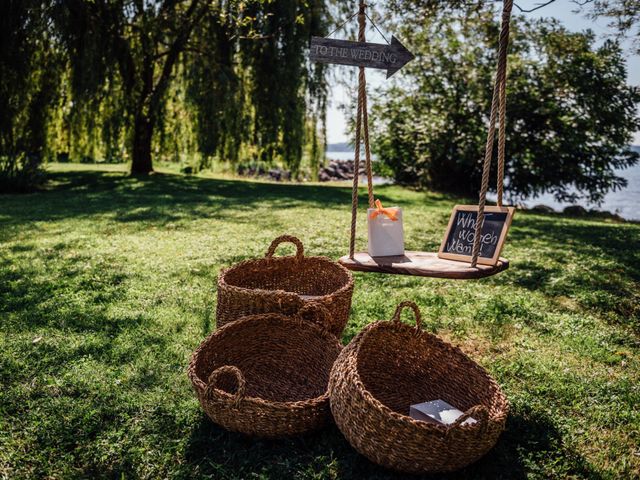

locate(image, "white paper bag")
(367, 203), (404, 257)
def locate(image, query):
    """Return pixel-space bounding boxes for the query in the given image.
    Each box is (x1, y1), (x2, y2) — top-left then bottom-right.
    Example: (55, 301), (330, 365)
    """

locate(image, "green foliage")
(371, 6), (640, 203)
(0, 0), (63, 192)
(186, 3), (246, 166)
(184, 0), (329, 175)
(1, 164), (639, 478)
(0, 154), (47, 193)
(41, 0), (329, 175)
(586, 0), (640, 54)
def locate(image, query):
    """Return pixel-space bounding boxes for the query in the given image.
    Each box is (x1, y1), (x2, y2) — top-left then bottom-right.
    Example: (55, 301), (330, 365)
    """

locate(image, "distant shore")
(326, 146), (640, 221)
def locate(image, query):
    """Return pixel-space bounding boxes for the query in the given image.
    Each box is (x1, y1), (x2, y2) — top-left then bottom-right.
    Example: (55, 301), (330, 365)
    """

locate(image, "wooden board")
(310, 36), (414, 78)
(338, 251), (508, 279)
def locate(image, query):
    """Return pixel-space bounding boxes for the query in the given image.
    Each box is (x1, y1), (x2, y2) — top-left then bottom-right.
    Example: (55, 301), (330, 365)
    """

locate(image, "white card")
(409, 399), (477, 426)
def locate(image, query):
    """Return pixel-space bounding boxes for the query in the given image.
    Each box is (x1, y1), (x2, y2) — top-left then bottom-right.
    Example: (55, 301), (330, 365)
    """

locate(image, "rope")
(364, 12), (390, 44)
(325, 11), (358, 39)
(470, 0), (512, 268)
(362, 73), (375, 209)
(349, 1), (375, 258)
(349, 72), (364, 258)
(497, 75), (506, 206)
(358, 3), (374, 209)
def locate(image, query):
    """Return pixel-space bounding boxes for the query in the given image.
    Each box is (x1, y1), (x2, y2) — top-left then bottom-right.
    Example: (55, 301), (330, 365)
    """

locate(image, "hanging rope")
(497, 75), (507, 207)
(470, 0), (512, 268)
(325, 11), (359, 39)
(364, 11), (390, 44)
(349, 1), (375, 258)
(349, 69), (364, 258)
(360, 5), (374, 209)
(362, 82), (374, 209)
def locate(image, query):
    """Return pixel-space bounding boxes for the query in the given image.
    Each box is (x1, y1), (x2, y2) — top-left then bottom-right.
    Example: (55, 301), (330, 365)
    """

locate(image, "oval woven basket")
(188, 304), (343, 438)
(216, 235), (354, 336)
(328, 301), (509, 474)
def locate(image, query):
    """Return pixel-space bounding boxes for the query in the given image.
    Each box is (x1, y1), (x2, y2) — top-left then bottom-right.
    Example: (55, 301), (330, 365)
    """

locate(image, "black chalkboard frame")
(438, 205), (516, 266)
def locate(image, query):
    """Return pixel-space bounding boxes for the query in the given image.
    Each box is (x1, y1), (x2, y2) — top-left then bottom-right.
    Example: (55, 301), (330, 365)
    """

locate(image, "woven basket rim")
(188, 312), (342, 409)
(218, 254), (354, 299)
(342, 320), (509, 434)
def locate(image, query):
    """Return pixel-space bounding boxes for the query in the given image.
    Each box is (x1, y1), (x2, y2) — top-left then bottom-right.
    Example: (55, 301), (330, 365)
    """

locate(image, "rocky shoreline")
(236, 159), (374, 182)
(529, 204), (627, 221)
(318, 159), (367, 181)
(234, 161), (630, 222)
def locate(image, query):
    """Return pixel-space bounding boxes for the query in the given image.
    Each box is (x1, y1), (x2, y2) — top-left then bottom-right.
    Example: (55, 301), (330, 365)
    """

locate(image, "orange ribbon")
(369, 199), (399, 221)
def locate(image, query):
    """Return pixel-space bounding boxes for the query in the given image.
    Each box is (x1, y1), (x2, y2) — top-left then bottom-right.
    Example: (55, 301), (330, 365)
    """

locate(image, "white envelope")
(409, 399), (477, 426)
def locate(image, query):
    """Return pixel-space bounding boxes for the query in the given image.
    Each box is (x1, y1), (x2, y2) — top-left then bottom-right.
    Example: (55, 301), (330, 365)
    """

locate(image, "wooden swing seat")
(338, 251), (508, 279)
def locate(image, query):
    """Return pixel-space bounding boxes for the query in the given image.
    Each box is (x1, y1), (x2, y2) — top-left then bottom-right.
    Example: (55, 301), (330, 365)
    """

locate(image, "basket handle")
(444, 404), (490, 438)
(205, 365), (246, 408)
(297, 302), (331, 331)
(265, 235), (304, 261)
(391, 301), (422, 331)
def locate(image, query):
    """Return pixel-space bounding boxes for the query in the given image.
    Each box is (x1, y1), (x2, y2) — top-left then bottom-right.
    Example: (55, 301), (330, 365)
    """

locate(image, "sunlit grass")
(1, 163), (638, 479)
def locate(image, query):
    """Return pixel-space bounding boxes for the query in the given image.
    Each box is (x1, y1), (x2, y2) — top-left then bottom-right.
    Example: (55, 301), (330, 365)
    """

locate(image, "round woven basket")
(328, 301), (509, 474)
(216, 235), (354, 336)
(188, 304), (343, 438)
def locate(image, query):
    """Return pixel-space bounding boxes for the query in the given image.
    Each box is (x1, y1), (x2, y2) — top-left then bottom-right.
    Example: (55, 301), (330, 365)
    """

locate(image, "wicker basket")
(328, 301), (509, 474)
(188, 304), (343, 438)
(216, 235), (354, 336)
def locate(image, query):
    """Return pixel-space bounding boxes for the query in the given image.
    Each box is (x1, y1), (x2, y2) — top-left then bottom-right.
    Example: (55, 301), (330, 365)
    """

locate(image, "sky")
(325, 1), (640, 145)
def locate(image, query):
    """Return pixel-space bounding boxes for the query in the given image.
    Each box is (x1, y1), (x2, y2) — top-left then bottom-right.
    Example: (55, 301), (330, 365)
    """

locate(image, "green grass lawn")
(1, 163), (639, 479)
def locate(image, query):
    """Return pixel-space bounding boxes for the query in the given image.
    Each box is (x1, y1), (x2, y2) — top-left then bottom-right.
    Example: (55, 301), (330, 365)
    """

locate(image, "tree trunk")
(131, 114), (154, 174)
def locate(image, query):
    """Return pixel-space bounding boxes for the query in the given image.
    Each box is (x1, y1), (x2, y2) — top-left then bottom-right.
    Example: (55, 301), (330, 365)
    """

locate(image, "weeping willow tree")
(50, 0), (226, 174)
(44, 0), (329, 176)
(183, 0), (328, 175)
(0, 0), (64, 192)
(184, 2), (246, 167)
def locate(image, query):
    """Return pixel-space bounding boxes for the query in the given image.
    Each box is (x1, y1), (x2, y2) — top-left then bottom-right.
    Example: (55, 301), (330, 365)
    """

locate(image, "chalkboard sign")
(438, 205), (515, 266)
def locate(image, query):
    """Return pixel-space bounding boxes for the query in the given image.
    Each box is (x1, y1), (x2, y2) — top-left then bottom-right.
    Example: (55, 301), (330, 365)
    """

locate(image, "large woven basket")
(216, 235), (354, 336)
(188, 304), (343, 438)
(329, 301), (509, 474)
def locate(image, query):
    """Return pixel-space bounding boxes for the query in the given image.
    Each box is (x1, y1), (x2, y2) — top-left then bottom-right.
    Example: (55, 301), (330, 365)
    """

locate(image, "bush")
(0, 154), (46, 193)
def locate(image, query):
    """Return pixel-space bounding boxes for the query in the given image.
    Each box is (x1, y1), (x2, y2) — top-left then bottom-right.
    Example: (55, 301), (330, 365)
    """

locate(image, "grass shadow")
(179, 405), (599, 480)
(2, 170), (350, 224)
(509, 216), (640, 281)
(0, 169), (434, 233)
(510, 216), (639, 329)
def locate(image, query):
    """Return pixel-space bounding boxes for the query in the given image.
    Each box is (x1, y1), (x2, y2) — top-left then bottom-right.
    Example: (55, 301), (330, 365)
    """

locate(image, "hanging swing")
(337, 0), (515, 279)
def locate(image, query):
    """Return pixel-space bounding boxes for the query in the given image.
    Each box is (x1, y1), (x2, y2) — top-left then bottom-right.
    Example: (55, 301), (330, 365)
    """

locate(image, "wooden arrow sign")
(310, 36), (414, 78)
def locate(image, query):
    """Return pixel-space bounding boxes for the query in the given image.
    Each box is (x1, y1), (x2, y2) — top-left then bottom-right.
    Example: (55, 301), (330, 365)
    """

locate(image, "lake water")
(327, 151), (379, 162)
(327, 148), (640, 221)
(519, 162), (640, 221)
